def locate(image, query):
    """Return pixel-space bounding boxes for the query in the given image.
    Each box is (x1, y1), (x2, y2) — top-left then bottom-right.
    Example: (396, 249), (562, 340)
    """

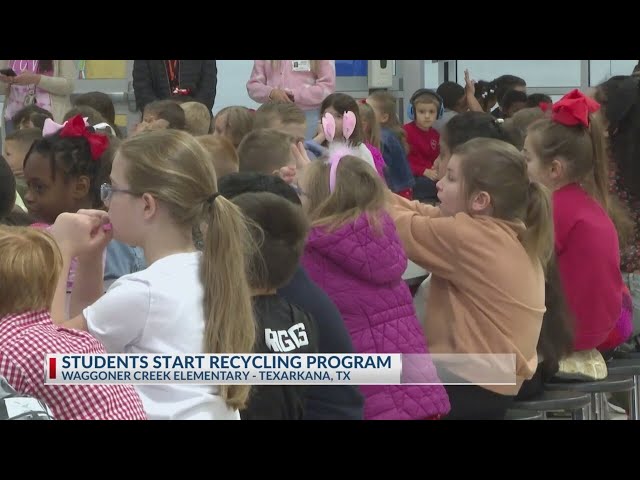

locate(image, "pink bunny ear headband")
(322, 111), (357, 192)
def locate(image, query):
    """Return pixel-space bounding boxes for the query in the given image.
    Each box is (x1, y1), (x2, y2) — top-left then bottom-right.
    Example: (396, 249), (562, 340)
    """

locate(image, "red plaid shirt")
(0, 310), (147, 420)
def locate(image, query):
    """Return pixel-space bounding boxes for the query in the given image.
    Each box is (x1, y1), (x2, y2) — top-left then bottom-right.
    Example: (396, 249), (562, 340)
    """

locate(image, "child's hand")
(464, 69), (475, 96)
(313, 121), (326, 144)
(423, 168), (439, 181)
(278, 165), (297, 185)
(291, 141), (311, 170)
(50, 211), (112, 259)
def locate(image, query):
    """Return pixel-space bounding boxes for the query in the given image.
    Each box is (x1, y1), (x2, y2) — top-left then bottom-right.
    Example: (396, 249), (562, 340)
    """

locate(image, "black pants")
(443, 384), (515, 420)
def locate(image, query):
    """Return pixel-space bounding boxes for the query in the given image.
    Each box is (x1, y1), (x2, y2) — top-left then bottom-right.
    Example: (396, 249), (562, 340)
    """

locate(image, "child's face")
(324, 107), (345, 141)
(523, 134), (554, 188)
(142, 111), (158, 124)
(106, 152), (143, 246)
(19, 120), (36, 130)
(23, 152), (78, 224)
(366, 98), (388, 125)
(453, 96), (468, 114)
(414, 102), (438, 130)
(2, 140), (28, 175)
(436, 154), (466, 217)
(505, 101), (527, 119)
(213, 113), (228, 137)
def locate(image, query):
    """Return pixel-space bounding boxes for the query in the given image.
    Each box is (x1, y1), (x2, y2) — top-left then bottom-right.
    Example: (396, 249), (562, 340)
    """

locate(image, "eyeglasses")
(100, 183), (139, 204)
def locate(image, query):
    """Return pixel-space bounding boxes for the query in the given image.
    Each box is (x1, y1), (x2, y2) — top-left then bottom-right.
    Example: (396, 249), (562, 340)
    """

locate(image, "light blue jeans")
(304, 109), (320, 140)
(622, 273), (640, 336)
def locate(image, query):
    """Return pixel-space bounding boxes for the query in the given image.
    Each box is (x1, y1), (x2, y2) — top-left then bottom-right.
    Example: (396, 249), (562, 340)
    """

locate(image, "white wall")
(213, 60), (260, 114)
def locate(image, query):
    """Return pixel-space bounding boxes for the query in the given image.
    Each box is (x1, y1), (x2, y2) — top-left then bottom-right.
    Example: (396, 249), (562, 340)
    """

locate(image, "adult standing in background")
(132, 60), (217, 113)
(0, 60), (76, 136)
(246, 60), (335, 140)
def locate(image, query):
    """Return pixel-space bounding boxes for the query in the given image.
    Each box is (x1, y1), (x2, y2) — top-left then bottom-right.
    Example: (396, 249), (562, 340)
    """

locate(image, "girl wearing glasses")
(48, 129), (257, 420)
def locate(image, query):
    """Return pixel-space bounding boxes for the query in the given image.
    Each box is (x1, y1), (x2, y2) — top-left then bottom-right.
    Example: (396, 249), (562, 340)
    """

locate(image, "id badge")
(292, 60), (311, 72)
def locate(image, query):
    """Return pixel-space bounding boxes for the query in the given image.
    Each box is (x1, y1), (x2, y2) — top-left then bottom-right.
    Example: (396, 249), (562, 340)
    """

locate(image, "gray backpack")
(0, 377), (54, 420)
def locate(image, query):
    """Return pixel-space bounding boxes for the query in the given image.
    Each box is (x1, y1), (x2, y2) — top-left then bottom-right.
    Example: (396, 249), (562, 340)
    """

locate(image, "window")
(589, 60), (638, 86)
(456, 60), (582, 87)
(424, 60), (440, 89)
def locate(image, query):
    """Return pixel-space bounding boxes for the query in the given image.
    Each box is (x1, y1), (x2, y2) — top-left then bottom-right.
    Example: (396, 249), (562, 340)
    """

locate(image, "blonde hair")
(368, 91), (409, 153)
(304, 155), (386, 232)
(502, 106), (546, 150)
(238, 128), (295, 174)
(0, 226), (62, 317)
(454, 138), (554, 270)
(214, 106), (254, 148)
(358, 102), (381, 150)
(118, 129), (257, 410)
(197, 135), (239, 179)
(181, 102), (212, 136)
(270, 60), (319, 75)
(254, 102), (306, 131)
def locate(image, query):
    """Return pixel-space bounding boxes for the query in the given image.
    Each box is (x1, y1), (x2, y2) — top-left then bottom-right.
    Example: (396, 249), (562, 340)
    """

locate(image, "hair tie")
(206, 193), (220, 205)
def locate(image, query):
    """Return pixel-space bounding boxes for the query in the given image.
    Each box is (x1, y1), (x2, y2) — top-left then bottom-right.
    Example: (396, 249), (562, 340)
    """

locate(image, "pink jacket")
(246, 60), (335, 111)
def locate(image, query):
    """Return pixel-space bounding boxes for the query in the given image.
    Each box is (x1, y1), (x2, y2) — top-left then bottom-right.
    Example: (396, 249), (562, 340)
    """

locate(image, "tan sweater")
(1, 60), (76, 128)
(390, 194), (545, 395)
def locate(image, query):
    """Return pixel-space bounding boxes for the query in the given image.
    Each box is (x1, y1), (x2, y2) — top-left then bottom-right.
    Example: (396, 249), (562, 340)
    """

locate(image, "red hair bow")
(59, 115), (109, 160)
(539, 102), (551, 112)
(551, 89), (600, 128)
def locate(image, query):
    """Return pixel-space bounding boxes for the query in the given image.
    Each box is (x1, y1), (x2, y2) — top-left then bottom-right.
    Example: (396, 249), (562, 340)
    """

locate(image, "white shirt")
(84, 252), (239, 420)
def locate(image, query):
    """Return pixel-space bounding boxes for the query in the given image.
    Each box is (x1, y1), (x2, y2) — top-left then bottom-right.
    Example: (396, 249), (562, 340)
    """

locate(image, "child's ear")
(72, 175), (91, 200)
(549, 157), (565, 181)
(141, 192), (157, 220)
(381, 112), (389, 124)
(470, 190), (491, 214)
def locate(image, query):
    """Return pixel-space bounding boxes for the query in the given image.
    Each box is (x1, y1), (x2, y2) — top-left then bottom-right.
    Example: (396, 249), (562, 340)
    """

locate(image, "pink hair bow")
(43, 116), (90, 136)
(322, 111), (357, 192)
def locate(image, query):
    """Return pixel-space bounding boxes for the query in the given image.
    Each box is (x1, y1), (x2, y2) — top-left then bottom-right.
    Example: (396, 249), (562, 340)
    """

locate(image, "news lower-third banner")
(44, 353), (517, 386)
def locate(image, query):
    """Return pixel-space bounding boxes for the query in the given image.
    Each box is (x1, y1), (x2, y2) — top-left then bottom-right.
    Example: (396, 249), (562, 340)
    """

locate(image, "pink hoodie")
(246, 60), (336, 111)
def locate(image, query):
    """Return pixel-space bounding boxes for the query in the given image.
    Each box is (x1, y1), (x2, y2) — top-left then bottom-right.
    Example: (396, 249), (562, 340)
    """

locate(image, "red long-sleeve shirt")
(554, 184), (623, 350)
(403, 122), (440, 176)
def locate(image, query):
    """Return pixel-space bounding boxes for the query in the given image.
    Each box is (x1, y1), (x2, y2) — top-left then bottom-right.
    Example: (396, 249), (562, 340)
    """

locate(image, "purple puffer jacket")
(302, 212), (450, 420)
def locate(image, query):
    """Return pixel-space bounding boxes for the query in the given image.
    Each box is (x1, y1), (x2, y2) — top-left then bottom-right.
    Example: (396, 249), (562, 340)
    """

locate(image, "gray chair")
(606, 359), (640, 420)
(511, 390), (591, 420)
(545, 375), (635, 420)
(504, 409), (544, 420)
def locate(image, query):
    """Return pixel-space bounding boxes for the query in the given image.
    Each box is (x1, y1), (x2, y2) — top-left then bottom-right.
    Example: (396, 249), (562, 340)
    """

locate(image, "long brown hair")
(118, 130), (257, 410)
(454, 138), (554, 270)
(368, 90), (409, 153)
(319, 93), (365, 147)
(358, 102), (381, 150)
(527, 115), (634, 248)
(304, 155), (386, 232)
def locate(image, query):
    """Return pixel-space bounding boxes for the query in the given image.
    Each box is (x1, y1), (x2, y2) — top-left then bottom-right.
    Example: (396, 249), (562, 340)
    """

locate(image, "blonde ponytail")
(202, 195), (257, 410)
(521, 181), (554, 272)
(119, 129), (259, 411)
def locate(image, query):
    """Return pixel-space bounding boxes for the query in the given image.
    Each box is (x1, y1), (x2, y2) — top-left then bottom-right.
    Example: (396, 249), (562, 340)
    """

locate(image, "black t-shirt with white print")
(241, 294), (318, 420)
